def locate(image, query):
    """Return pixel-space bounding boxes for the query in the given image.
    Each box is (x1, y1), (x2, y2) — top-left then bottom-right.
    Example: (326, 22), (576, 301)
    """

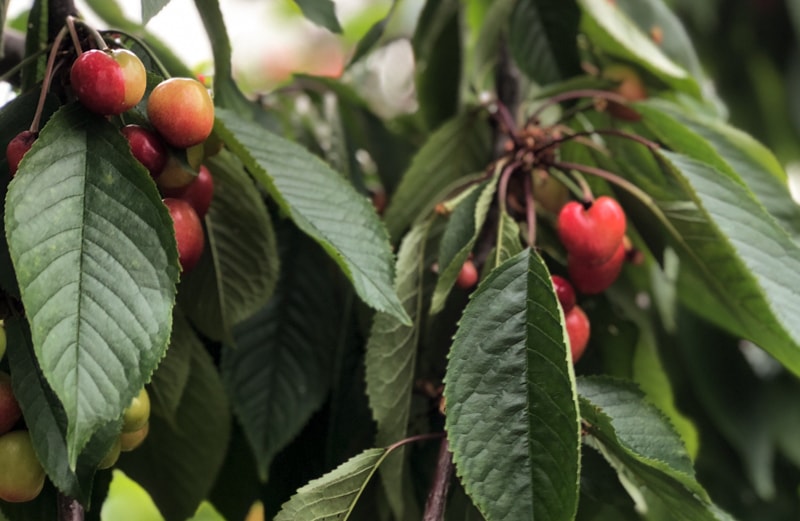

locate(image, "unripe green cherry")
(122, 388), (150, 433)
(98, 438), (122, 470)
(0, 431), (46, 503)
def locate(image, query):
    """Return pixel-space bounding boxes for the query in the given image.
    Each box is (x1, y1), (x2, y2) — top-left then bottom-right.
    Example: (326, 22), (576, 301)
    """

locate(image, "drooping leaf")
(222, 225), (340, 481)
(274, 448), (387, 521)
(148, 308), (194, 428)
(141, 0), (169, 24)
(348, 1), (397, 66)
(578, 376), (731, 520)
(5, 104), (179, 463)
(293, 0), (343, 33)
(445, 248), (581, 521)
(431, 178), (496, 314)
(509, 0), (581, 85)
(577, 0), (702, 99)
(118, 342), (231, 521)
(384, 110), (492, 239)
(214, 108), (409, 325)
(365, 220), (433, 520)
(178, 151), (280, 342)
(6, 318), (120, 506)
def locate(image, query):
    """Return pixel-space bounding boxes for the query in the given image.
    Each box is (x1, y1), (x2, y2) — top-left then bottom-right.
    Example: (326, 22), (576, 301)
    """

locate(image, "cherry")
(98, 438), (122, 470)
(550, 275), (576, 313)
(455, 259), (479, 290)
(6, 130), (37, 176)
(557, 196), (626, 264)
(70, 48), (146, 115)
(602, 64), (647, 121)
(0, 430), (46, 503)
(533, 169), (569, 214)
(163, 198), (205, 272)
(121, 125), (168, 179)
(568, 241), (626, 295)
(0, 372), (22, 435)
(147, 78), (214, 148)
(162, 164), (214, 218)
(157, 155), (198, 193)
(122, 388), (150, 433)
(565, 306), (590, 363)
(120, 422), (149, 452)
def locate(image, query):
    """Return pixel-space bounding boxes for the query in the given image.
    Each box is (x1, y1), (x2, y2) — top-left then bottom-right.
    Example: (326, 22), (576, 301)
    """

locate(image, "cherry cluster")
(0, 330), (151, 503)
(5, 42), (216, 274)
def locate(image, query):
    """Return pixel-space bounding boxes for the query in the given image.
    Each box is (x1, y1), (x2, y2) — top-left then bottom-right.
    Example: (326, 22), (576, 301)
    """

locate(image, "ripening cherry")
(568, 241), (626, 295)
(162, 165), (214, 218)
(163, 198), (205, 272)
(550, 275), (576, 313)
(6, 130), (37, 176)
(0, 430), (46, 503)
(121, 125), (168, 179)
(97, 438), (122, 470)
(70, 48), (146, 115)
(120, 422), (149, 452)
(0, 372), (22, 436)
(147, 78), (214, 148)
(565, 306), (590, 363)
(557, 196), (626, 264)
(122, 388), (150, 433)
(455, 259), (479, 290)
(603, 64), (647, 121)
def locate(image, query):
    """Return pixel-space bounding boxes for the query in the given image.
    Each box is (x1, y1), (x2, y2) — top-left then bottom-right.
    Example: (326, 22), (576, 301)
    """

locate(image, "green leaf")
(178, 151), (280, 342)
(384, 110), (492, 239)
(293, 0), (343, 33)
(577, 376), (728, 519)
(118, 342), (231, 521)
(274, 448), (387, 521)
(431, 179), (496, 314)
(5, 104), (179, 464)
(654, 150), (800, 376)
(348, 1), (396, 66)
(492, 211), (524, 271)
(222, 226), (340, 481)
(509, 0), (581, 85)
(365, 220), (433, 520)
(444, 248), (581, 521)
(141, 0), (169, 24)
(577, 0), (701, 98)
(6, 318), (119, 506)
(214, 108), (409, 325)
(639, 100), (800, 237)
(148, 308), (194, 428)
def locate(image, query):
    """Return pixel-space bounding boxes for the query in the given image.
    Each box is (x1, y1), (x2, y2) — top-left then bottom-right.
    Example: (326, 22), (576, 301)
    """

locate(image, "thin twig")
(548, 160), (654, 206)
(535, 128), (659, 154)
(497, 161), (520, 215)
(529, 89), (632, 124)
(422, 438), (454, 521)
(523, 172), (536, 247)
(58, 493), (84, 521)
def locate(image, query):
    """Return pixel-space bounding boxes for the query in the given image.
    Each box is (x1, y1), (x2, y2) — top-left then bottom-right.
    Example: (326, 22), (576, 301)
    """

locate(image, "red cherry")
(121, 125), (168, 179)
(568, 241), (626, 295)
(550, 275), (576, 312)
(70, 49), (146, 115)
(557, 196), (626, 264)
(162, 165), (214, 218)
(565, 306), (590, 362)
(6, 131), (37, 176)
(163, 198), (205, 272)
(0, 372), (22, 436)
(455, 259), (479, 290)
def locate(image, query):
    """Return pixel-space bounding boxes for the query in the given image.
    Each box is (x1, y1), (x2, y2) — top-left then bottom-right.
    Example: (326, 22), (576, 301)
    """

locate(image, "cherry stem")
(65, 16), (82, 54)
(30, 25), (70, 133)
(549, 160), (654, 205)
(523, 172), (536, 247)
(497, 161), (520, 215)
(70, 16), (107, 50)
(545, 167), (585, 201)
(422, 438), (454, 521)
(536, 128), (660, 154)
(487, 99), (522, 146)
(529, 89), (632, 124)
(105, 30), (172, 79)
(386, 432), (445, 454)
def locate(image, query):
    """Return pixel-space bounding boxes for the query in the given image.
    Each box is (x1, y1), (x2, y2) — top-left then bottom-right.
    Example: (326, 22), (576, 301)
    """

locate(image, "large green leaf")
(178, 151), (279, 342)
(118, 342), (231, 521)
(274, 448), (387, 521)
(6, 318), (119, 506)
(384, 110), (492, 239)
(365, 220), (433, 520)
(431, 179), (496, 314)
(577, 376), (730, 520)
(221, 226), (340, 481)
(509, 0), (581, 85)
(444, 248), (580, 521)
(5, 104), (179, 463)
(214, 108), (409, 325)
